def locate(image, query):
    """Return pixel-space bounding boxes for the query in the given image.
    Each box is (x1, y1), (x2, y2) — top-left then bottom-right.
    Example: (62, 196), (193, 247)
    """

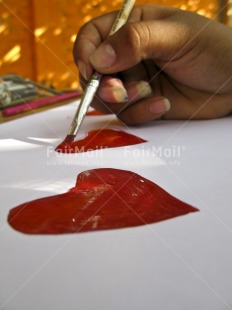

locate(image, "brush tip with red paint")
(55, 135), (75, 153)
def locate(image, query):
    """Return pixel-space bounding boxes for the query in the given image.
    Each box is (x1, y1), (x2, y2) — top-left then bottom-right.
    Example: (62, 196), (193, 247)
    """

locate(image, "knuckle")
(122, 23), (153, 59)
(123, 24), (140, 49)
(121, 23), (146, 51)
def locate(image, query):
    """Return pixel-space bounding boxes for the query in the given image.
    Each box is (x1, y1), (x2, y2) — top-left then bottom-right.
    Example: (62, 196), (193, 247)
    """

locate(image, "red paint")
(56, 129), (146, 153)
(86, 110), (103, 116)
(8, 168), (198, 234)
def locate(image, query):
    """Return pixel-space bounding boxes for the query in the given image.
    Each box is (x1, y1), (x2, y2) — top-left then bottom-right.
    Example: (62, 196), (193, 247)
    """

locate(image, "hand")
(73, 5), (232, 125)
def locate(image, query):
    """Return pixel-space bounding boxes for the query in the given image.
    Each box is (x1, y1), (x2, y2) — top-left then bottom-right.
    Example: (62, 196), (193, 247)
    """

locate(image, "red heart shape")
(8, 168), (198, 234)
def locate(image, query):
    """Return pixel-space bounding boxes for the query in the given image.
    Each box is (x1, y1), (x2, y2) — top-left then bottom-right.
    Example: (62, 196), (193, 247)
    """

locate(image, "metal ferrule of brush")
(68, 71), (102, 136)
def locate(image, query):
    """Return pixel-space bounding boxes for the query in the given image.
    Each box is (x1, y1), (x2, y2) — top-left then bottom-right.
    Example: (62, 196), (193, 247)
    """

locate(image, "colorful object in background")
(0, 74), (81, 117)
(8, 168), (198, 234)
(2, 91), (81, 117)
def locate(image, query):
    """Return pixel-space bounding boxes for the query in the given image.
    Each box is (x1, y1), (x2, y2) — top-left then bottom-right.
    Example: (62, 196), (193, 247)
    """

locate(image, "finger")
(74, 5), (179, 78)
(122, 60), (160, 102)
(97, 76), (128, 103)
(73, 5), (175, 63)
(118, 90), (232, 125)
(97, 61), (152, 103)
(89, 11), (193, 74)
(162, 95), (232, 120)
(118, 96), (171, 125)
(97, 77), (153, 104)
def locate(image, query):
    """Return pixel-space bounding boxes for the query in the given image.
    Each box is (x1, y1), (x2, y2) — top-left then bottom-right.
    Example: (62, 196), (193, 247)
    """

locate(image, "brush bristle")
(63, 135), (75, 144)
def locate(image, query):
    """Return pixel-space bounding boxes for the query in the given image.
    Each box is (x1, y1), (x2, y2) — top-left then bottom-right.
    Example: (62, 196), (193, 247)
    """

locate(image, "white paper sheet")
(1, 101), (232, 310)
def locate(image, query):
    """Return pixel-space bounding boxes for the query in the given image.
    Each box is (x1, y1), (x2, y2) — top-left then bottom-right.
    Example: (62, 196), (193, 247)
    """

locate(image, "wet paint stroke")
(56, 129), (147, 153)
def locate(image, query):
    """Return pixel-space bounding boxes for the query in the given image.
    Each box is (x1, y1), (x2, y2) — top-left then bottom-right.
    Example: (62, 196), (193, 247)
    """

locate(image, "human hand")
(73, 5), (232, 125)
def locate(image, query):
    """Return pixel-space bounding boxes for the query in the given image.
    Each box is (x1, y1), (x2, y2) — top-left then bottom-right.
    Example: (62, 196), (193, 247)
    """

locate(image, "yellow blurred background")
(0, 0), (231, 90)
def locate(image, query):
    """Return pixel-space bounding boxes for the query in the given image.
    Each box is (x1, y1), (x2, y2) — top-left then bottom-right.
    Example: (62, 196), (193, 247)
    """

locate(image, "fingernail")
(111, 86), (128, 102)
(127, 81), (152, 102)
(149, 97), (171, 114)
(77, 60), (87, 80)
(89, 43), (117, 69)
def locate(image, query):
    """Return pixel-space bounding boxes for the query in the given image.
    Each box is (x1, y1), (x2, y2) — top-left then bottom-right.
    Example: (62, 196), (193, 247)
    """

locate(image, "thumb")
(89, 19), (192, 74)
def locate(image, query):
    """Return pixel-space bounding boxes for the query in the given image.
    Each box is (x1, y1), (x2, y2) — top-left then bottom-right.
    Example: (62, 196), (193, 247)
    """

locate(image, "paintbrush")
(62, 0), (136, 145)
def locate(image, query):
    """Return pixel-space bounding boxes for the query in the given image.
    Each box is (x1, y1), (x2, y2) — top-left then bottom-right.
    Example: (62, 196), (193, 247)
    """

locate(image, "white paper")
(1, 101), (232, 310)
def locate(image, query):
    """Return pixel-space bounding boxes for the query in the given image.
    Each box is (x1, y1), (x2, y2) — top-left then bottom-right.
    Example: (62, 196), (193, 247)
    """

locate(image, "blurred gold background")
(0, 0), (230, 90)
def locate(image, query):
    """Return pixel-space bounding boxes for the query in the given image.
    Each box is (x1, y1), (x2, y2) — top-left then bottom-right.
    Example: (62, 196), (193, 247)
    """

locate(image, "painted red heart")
(8, 168), (198, 234)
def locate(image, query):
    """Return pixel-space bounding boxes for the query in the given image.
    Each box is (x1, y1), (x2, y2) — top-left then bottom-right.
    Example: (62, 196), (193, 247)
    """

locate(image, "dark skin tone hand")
(73, 5), (232, 125)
